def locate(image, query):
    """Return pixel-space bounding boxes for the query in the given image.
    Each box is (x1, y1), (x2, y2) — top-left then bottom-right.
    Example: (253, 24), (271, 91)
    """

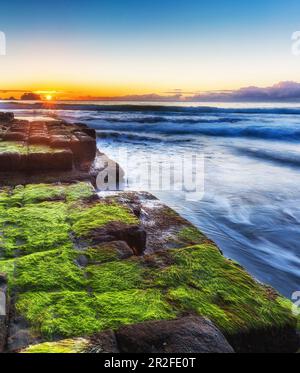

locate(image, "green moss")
(0, 182), (296, 349)
(70, 202), (139, 237)
(0, 141), (27, 154)
(9, 182), (94, 205)
(14, 246), (86, 292)
(157, 245), (296, 335)
(64, 182), (94, 202)
(0, 202), (70, 258)
(86, 260), (143, 293)
(28, 145), (66, 154)
(16, 289), (176, 338)
(16, 291), (102, 338)
(22, 338), (88, 353)
(0, 258), (15, 288)
(93, 289), (176, 330)
(11, 184), (65, 205)
(83, 245), (119, 264)
(0, 188), (10, 207)
(177, 226), (207, 245)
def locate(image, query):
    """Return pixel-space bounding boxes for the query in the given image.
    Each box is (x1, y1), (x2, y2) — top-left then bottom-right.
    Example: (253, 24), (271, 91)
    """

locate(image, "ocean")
(1, 100), (300, 298)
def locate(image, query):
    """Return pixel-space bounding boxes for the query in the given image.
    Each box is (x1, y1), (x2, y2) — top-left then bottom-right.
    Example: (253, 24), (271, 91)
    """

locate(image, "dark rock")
(20, 92), (41, 100)
(226, 326), (300, 353)
(89, 223), (147, 255)
(116, 316), (234, 353)
(27, 149), (73, 172)
(77, 255), (89, 267)
(7, 316), (39, 352)
(0, 112), (14, 123)
(110, 241), (134, 259)
(73, 134), (97, 161)
(0, 152), (27, 171)
(4, 132), (28, 141)
(85, 330), (119, 353)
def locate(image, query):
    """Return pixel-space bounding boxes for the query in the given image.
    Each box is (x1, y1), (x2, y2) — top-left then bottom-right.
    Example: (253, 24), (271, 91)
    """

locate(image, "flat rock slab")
(0, 113), (97, 174)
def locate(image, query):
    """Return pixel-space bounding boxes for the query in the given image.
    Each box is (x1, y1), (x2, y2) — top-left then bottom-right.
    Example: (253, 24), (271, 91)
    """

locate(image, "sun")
(45, 94), (53, 101)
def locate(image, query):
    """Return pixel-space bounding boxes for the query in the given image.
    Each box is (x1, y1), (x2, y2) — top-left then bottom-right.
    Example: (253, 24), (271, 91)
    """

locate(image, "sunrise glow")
(0, 1), (299, 100)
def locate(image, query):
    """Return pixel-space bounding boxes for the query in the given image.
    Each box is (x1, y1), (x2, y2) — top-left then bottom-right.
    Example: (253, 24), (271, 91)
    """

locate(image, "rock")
(20, 93), (41, 100)
(73, 134), (97, 161)
(50, 135), (71, 148)
(0, 118), (98, 174)
(27, 149), (73, 171)
(0, 152), (27, 171)
(74, 128), (96, 139)
(227, 326), (300, 353)
(85, 330), (119, 353)
(110, 241), (135, 259)
(0, 274), (8, 352)
(0, 112), (14, 123)
(4, 132), (28, 141)
(28, 135), (50, 145)
(90, 223), (147, 255)
(116, 316), (234, 353)
(7, 316), (39, 352)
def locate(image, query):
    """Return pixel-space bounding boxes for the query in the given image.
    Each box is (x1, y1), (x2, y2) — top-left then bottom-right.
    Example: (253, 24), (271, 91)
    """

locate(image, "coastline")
(0, 113), (298, 353)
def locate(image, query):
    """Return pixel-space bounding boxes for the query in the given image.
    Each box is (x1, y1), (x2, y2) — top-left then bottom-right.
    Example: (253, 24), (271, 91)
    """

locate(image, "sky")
(0, 0), (300, 100)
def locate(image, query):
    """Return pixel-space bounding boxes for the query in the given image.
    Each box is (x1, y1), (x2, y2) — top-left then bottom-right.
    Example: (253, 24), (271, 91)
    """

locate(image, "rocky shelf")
(0, 113), (299, 354)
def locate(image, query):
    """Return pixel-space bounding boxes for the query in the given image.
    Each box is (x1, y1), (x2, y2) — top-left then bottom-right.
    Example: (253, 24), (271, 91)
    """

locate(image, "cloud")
(77, 82), (300, 102)
(188, 81), (300, 102)
(2, 81), (300, 102)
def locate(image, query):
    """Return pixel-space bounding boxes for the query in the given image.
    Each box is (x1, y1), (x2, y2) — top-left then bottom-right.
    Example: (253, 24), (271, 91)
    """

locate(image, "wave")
(93, 121), (300, 141)
(234, 147), (300, 168)
(87, 116), (244, 124)
(97, 131), (192, 144)
(3, 102), (300, 115)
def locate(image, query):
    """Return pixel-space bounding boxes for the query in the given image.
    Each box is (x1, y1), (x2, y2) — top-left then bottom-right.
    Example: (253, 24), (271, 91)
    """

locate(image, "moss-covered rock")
(0, 202), (70, 258)
(69, 201), (139, 238)
(21, 338), (89, 353)
(0, 183), (298, 353)
(16, 289), (175, 339)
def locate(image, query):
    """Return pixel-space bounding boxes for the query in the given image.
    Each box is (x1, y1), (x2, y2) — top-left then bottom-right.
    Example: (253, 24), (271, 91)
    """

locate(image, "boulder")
(116, 316), (235, 353)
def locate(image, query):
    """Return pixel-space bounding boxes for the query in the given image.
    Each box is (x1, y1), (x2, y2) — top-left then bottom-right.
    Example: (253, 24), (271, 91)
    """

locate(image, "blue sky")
(0, 0), (300, 98)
